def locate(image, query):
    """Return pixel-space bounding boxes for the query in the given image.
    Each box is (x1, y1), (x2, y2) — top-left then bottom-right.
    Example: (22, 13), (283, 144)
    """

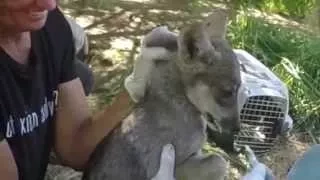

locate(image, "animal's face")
(176, 20), (241, 151)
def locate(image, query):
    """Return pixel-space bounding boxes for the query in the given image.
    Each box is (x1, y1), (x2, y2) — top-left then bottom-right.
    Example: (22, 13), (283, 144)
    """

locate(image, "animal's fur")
(82, 9), (241, 180)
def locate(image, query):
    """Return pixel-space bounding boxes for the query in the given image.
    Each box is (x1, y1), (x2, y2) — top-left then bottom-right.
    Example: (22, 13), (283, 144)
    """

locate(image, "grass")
(227, 10), (320, 134)
(231, 0), (316, 19)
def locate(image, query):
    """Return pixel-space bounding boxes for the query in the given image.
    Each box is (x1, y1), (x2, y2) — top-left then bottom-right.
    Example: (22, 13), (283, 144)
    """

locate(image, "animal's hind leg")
(175, 151), (228, 180)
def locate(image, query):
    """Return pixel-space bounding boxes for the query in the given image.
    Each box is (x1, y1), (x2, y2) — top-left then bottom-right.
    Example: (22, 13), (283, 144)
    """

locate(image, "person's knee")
(287, 144), (320, 180)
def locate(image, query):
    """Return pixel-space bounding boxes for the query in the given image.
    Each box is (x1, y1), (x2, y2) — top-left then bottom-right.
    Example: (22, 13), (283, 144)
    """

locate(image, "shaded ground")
(45, 0), (315, 179)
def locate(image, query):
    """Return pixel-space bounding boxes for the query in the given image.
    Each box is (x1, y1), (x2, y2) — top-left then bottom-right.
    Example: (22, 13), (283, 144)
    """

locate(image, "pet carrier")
(233, 49), (293, 154)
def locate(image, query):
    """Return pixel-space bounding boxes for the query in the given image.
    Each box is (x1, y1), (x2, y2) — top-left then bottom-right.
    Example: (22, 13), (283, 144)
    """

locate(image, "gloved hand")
(151, 144), (176, 180)
(241, 145), (275, 180)
(124, 26), (177, 103)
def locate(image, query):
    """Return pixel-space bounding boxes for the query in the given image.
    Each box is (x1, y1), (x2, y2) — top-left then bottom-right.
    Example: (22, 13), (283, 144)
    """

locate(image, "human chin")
(20, 11), (49, 31)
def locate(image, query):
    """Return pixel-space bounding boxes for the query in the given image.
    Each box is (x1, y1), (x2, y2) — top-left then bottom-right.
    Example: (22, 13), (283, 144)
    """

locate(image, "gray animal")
(82, 9), (241, 180)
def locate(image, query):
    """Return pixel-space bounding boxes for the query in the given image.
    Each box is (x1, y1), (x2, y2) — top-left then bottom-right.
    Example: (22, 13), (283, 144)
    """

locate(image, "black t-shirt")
(0, 8), (77, 180)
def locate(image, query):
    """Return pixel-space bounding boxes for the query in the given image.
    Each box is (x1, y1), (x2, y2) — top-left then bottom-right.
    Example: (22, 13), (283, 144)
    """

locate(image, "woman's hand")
(151, 144), (176, 180)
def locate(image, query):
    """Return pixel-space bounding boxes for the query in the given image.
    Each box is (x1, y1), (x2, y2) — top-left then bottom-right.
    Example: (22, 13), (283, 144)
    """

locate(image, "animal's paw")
(151, 144), (176, 180)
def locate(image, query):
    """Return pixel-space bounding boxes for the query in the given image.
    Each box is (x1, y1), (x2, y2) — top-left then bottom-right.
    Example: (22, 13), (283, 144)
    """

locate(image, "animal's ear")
(203, 8), (229, 40)
(178, 23), (220, 65)
(179, 23), (212, 58)
(181, 26), (205, 60)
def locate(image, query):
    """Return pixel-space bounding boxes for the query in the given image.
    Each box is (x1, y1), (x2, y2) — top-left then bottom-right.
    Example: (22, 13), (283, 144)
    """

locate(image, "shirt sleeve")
(45, 8), (79, 84)
(0, 110), (4, 142)
(59, 34), (77, 84)
(0, 131), (4, 142)
(46, 8), (78, 84)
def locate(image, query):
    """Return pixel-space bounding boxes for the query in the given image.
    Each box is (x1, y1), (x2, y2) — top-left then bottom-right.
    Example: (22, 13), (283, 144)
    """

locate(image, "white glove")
(151, 144), (176, 180)
(241, 145), (275, 180)
(124, 26), (177, 103)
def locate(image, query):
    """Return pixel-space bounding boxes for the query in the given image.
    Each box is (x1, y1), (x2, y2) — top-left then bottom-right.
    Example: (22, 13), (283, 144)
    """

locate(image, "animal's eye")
(199, 55), (207, 64)
(199, 53), (213, 65)
(221, 84), (240, 98)
(234, 83), (241, 93)
(221, 89), (233, 98)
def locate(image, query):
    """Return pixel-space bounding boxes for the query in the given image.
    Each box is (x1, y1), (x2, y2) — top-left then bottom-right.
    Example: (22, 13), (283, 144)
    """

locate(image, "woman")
(0, 1), (174, 180)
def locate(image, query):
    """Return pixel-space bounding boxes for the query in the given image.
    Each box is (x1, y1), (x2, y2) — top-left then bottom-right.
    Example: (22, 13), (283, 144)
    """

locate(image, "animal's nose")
(232, 122), (241, 134)
(221, 118), (241, 134)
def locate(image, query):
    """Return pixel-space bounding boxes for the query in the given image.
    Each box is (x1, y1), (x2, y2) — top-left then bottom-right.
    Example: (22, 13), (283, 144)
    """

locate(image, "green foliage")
(202, 143), (250, 173)
(262, 0), (315, 18)
(228, 11), (320, 133)
(234, 0), (316, 18)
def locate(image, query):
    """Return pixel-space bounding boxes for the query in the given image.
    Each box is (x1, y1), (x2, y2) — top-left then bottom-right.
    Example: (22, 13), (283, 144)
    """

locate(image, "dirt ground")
(259, 133), (312, 180)
(44, 1), (315, 179)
